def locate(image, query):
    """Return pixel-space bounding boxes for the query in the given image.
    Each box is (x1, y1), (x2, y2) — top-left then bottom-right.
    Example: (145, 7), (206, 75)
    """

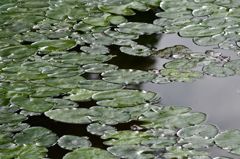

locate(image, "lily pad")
(120, 44), (154, 56)
(102, 69), (156, 84)
(163, 146), (210, 159)
(179, 24), (223, 37)
(0, 144), (48, 159)
(224, 59), (240, 74)
(58, 135), (91, 150)
(214, 130), (240, 155)
(92, 89), (159, 107)
(107, 145), (154, 159)
(177, 124), (219, 138)
(14, 126), (58, 147)
(31, 39), (77, 52)
(78, 80), (122, 91)
(82, 63), (118, 73)
(87, 123), (116, 136)
(10, 95), (53, 113)
(44, 108), (92, 124)
(139, 106), (206, 129)
(63, 147), (117, 159)
(203, 63), (235, 77)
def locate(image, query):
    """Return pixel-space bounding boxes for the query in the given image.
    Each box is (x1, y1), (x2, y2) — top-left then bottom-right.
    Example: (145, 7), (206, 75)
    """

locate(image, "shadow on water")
(125, 9), (158, 23)
(108, 45), (156, 70)
(26, 115), (108, 159)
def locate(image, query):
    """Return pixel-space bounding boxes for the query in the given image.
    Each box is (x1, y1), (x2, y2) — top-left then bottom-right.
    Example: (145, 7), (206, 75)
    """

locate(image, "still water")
(143, 34), (240, 131)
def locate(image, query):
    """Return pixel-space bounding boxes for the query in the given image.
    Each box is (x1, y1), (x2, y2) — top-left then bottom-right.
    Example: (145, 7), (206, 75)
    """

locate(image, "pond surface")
(2, 0), (240, 159)
(142, 34), (240, 131)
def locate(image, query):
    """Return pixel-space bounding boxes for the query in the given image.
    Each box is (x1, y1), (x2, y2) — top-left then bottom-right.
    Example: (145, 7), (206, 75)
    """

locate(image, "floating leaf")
(82, 63), (118, 73)
(78, 80), (122, 91)
(107, 145), (154, 159)
(80, 44), (109, 54)
(58, 135), (91, 150)
(160, 69), (203, 82)
(177, 124), (219, 138)
(87, 123), (116, 136)
(14, 126), (58, 147)
(10, 95), (53, 113)
(102, 69), (156, 84)
(63, 147), (117, 159)
(179, 24), (223, 37)
(203, 63), (235, 77)
(0, 144), (48, 159)
(89, 107), (131, 125)
(120, 44), (154, 56)
(31, 39), (77, 52)
(117, 22), (162, 35)
(178, 136), (214, 149)
(224, 59), (240, 74)
(153, 45), (191, 59)
(163, 146), (210, 159)
(65, 89), (97, 102)
(140, 106), (206, 129)
(92, 89), (159, 108)
(0, 108), (26, 124)
(44, 108), (92, 124)
(214, 130), (240, 155)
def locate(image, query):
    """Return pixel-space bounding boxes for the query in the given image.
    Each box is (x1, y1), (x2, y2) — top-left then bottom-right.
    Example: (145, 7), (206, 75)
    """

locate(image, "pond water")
(2, 1), (240, 159)
(143, 34), (240, 131)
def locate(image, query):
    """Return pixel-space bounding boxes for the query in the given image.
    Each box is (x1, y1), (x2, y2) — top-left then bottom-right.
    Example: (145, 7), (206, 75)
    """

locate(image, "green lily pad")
(82, 63), (118, 73)
(10, 95), (53, 113)
(179, 24), (223, 37)
(0, 108), (26, 124)
(87, 123), (117, 136)
(140, 106), (206, 129)
(178, 136), (214, 149)
(102, 130), (152, 146)
(164, 59), (199, 70)
(163, 146), (210, 159)
(117, 22), (162, 35)
(44, 108), (92, 124)
(107, 145), (154, 159)
(89, 107), (131, 125)
(58, 135), (91, 150)
(193, 34), (226, 46)
(177, 124), (219, 138)
(14, 126), (58, 147)
(224, 59), (240, 74)
(214, 130), (240, 155)
(64, 89), (97, 102)
(203, 63), (235, 77)
(63, 147), (117, 159)
(0, 144), (48, 159)
(160, 68), (203, 82)
(80, 44), (109, 54)
(102, 69), (156, 84)
(120, 45), (154, 56)
(31, 39), (77, 51)
(92, 89), (159, 108)
(78, 80), (122, 91)
(42, 52), (114, 66)
(153, 45), (191, 59)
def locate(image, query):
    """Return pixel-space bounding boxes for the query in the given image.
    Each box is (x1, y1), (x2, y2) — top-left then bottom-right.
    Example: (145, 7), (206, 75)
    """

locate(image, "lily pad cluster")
(154, 0), (240, 51)
(0, 0), (240, 159)
(152, 45), (240, 82)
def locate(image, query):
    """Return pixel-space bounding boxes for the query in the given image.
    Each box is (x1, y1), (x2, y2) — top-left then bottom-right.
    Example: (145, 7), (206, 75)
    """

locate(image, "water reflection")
(142, 76), (240, 130)
(142, 34), (240, 131)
